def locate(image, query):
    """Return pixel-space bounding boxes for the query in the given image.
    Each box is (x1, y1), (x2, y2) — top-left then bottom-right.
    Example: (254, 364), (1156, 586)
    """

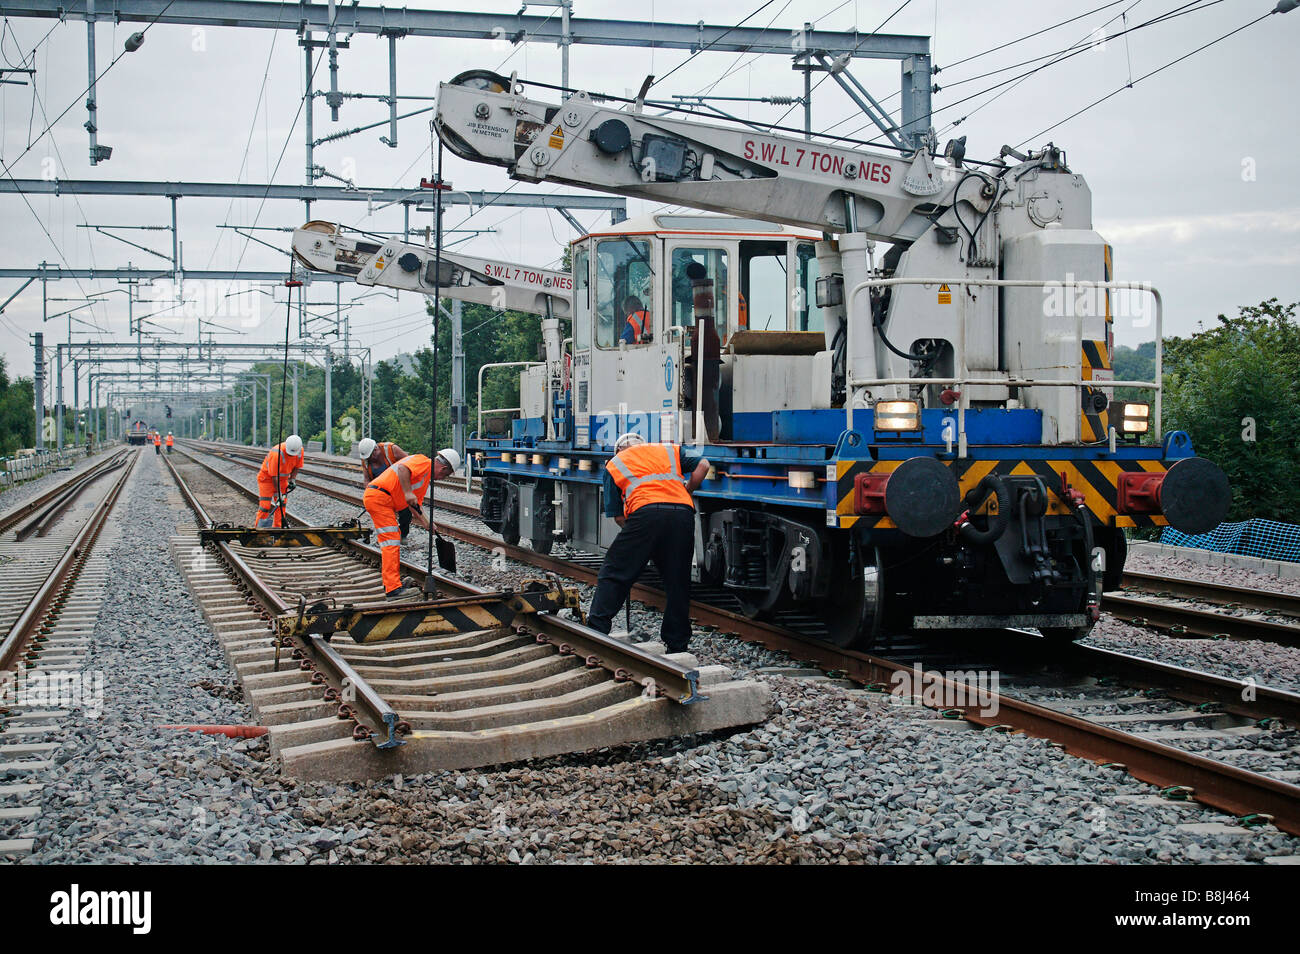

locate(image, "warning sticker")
(937, 283), (952, 305)
(374, 255), (387, 271)
(548, 125), (565, 149)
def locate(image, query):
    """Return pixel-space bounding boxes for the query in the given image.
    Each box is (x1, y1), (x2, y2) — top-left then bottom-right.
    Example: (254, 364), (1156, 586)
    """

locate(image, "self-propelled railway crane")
(428, 70), (1230, 646)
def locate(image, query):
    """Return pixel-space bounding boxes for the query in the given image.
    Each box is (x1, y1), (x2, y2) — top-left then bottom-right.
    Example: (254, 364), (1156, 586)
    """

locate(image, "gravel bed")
(1082, 616), (1300, 694)
(1127, 548), (1300, 598)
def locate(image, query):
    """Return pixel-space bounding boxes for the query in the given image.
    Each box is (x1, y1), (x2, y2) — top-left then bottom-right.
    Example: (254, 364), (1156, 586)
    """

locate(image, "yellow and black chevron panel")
(200, 525), (371, 547)
(834, 456), (1170, 530)
(279, 585), (582, 643)
(296, 600), (521, 643)
(1080, 337), (1112, 443)
(1080, 243), (1117, 443)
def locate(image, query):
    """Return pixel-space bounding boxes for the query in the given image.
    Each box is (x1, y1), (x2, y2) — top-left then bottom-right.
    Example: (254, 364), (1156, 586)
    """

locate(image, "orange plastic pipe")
(160, 724), (269, 738)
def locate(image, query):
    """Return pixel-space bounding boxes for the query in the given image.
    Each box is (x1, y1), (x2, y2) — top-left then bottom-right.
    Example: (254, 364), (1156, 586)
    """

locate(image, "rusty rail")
(1, 449), (138, 673)
(1102, 591), (1300, 647)
(0, 448), (133, 536)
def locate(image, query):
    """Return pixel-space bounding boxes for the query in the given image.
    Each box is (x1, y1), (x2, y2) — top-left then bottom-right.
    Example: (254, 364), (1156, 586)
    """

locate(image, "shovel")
(412, 503), (457, 573)
(434, 532), (457, 574)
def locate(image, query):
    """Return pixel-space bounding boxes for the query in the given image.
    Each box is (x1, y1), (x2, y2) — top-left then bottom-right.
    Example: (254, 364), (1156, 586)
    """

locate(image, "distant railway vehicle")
(126, 420), (151, 446)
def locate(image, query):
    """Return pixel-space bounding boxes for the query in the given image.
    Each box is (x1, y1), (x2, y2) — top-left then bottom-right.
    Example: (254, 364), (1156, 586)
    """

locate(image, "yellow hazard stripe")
(834, 457), (1173, 528)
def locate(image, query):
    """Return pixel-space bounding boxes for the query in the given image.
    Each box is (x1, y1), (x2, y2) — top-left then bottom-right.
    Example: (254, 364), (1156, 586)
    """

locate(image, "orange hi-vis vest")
(153, 434), (161, 445)
(626, 310), (651, 342)
(258, 443), (305, 492)
(606, 443), (694, 517)
(368, 453), (432, 512)
(166, 435), (174, 446)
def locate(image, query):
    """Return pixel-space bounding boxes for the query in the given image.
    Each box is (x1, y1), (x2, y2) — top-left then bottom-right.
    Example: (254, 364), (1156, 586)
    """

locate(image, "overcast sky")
(1, 0), (1296, 405)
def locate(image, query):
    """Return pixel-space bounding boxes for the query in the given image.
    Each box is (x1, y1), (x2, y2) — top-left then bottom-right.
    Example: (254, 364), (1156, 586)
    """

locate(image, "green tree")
(1112, 341), (1156, 384)
(1162, 298), (1300, 522)
(0, 357), (36, 455)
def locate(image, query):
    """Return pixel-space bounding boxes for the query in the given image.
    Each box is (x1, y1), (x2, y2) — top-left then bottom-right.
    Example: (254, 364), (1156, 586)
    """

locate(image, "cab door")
(665, 240), (732, 442)
(591, 236), (666, 444)
(572, 244), (593, 448)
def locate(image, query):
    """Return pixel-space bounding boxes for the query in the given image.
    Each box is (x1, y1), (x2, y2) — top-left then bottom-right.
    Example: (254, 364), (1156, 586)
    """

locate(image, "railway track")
(180, 439), (1300, 834)
(163, 449), (769, 781)
(0, 447), (137, 857)
(1123, 570), (1300, 618)
(182, 438), (481, 498)
(1111, 571), (1300, 647)
(185, 439), (1300, 649)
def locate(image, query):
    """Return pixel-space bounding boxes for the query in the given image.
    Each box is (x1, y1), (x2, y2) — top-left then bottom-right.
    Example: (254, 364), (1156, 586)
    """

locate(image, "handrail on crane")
(477, 361), (545, 443)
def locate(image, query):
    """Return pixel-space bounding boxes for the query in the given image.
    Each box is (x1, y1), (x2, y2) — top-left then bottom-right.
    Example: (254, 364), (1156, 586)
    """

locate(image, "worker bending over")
(254, 435), (305, 528)
(165, 432), (174, 454)
(364, 449), (458, 600)
(587, 434), (710, 653)
(358, 437), (412, 541)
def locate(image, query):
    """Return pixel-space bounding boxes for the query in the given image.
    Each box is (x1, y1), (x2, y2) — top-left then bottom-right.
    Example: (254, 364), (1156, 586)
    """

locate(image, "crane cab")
(568, 214), (823, 447)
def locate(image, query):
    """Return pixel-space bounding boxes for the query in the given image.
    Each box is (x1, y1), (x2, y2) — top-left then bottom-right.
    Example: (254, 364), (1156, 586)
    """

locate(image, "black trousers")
(587, 503), (695, 653)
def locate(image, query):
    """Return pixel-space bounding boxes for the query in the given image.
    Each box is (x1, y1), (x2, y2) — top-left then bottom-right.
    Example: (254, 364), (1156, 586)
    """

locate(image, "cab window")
(670, 247), (729, 342)
(739, 240), (788, 332)
(795, 242), (821, 332)
(573, 246), (591, 351)
(595, 238), (654, 349)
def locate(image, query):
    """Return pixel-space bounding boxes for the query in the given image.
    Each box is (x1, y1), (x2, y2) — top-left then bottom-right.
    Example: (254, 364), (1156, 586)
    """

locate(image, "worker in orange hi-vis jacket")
(165, 432), (174, 454)
(363, 449), (458, 600)
(357, 437), (412, 540)
(254, 435), (305, 528)
(152, 432), (162, 455)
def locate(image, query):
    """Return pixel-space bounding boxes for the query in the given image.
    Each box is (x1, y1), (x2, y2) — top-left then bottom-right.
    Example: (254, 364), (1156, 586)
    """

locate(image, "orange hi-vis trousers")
(255, 476), (286, 528)
(364, 487), (404, 592)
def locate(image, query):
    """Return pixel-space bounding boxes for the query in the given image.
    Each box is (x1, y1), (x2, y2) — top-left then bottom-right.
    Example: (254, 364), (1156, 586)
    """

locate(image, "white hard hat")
(435, 448), (461, 474)
(357, 438), (376, 459)
(284, 434), (304, 456)
(614, 432), (645, 451)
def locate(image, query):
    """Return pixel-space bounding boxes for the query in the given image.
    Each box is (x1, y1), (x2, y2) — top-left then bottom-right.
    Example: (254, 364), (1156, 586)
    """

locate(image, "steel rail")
(174, 447), (701, 704)
(1102, 592), (1300, 648)
(0, 449), (133, 536)
(164, 452), (403, 745)
(1062, 642), (1300, 726)
(1122, 569), (1300, 618)
(1, 450), (139, 673)
(12, 454), (132, 541)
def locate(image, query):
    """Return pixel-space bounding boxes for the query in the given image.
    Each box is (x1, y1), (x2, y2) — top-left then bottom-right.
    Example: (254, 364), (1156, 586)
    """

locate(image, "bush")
(1162, 299), (1300, 522)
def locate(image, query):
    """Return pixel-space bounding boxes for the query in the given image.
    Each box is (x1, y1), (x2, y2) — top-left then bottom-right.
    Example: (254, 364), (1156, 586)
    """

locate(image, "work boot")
(385, 584), (422, 601)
